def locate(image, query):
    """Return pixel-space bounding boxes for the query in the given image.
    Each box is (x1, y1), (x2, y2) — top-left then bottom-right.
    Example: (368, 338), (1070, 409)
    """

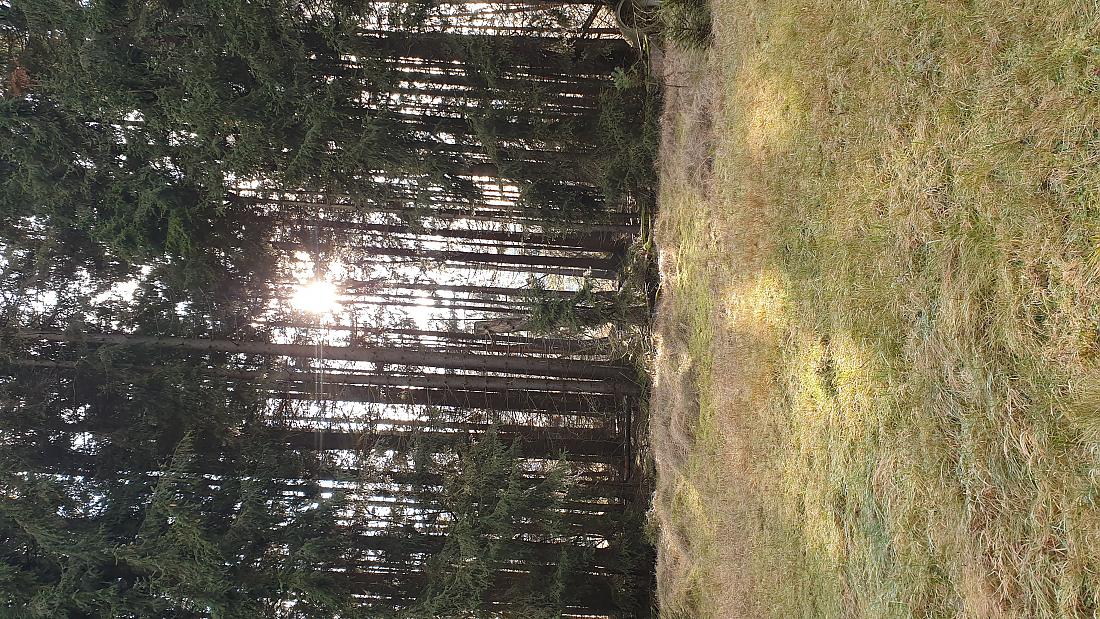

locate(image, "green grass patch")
(651, 1), (1100, 617)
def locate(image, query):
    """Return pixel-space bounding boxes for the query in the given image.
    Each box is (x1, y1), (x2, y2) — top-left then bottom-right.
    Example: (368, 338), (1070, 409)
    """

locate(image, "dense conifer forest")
(0, 1), (658, 616)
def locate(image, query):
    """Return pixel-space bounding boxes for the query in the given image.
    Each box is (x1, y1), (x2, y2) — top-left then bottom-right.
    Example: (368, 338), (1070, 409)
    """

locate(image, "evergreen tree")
(411, 431), (619, 618)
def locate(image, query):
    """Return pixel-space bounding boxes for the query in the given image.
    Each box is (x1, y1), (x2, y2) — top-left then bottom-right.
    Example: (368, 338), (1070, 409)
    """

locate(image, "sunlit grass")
(650, 0), (1100, 616)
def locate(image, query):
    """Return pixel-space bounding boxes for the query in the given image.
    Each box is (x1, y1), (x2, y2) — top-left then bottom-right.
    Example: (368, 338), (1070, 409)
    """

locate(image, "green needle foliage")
(0, 433), (358, 617)
(525, 278), (649, 335)
(411, 432), (610, 619)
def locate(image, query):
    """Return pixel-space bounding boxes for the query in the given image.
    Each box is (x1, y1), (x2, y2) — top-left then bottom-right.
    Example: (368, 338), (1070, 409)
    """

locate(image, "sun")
(291, 280), (341, 316)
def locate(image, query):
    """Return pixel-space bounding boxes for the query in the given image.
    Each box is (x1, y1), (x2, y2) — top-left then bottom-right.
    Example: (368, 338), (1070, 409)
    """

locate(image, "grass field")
(647, 2), (1100, 617)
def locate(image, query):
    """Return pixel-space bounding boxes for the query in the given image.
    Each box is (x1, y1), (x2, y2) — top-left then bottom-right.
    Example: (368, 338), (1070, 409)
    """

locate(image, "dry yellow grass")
(649, 1), (1100, 617)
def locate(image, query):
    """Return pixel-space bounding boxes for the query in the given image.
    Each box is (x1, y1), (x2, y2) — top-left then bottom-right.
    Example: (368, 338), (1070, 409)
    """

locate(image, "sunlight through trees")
(0, 0), (658, 616)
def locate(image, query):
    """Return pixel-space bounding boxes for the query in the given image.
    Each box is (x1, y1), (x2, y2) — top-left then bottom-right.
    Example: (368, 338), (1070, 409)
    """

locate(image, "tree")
(410, 431), (620, 618)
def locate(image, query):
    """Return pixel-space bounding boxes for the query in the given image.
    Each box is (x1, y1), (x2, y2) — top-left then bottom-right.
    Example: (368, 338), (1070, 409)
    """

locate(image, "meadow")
(648, 1), (1100, 616)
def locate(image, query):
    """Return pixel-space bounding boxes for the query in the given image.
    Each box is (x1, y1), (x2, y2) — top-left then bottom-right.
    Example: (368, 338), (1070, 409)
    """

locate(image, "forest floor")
(647, 1), (1100, 617)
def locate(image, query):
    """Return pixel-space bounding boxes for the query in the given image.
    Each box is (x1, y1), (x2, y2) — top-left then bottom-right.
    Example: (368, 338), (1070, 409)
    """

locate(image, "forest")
(0, 1), (659, 617)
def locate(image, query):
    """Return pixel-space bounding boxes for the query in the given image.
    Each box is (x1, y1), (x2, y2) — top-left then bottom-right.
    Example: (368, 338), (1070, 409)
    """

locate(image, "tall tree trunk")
(273, 381), (614, 414)
(285, 427), (621, 462)
(16, 330), (636, 381)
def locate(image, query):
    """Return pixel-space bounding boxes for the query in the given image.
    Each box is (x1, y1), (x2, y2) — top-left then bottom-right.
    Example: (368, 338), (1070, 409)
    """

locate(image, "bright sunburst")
(291, 280), (341, 316)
